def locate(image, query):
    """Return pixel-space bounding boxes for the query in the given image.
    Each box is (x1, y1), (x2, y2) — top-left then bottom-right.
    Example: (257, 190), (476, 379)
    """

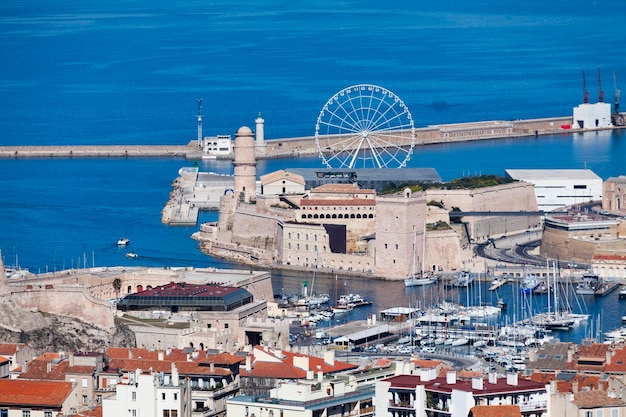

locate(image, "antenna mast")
(615, 70), (621, 115)
(598, 67), (604, 102)
(583, 70), (589, 104)
(197, 98), (203, 148)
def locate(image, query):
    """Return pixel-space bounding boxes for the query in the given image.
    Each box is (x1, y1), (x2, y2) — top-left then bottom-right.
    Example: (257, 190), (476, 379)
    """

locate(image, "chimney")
(158, 350), (164, 361)
(129, 348), (134, 359)
(489, 371), (498, 384)
(69, 353), (75, 367)
(210, 362), (215, 373)
(317, 371), (323, 382)
(46, 362), (52, 374)
(572, 380), (579, 393)
(306, 370), (314, 380)
(446, 371), (457, 384)
(166, 348), (172, 356)
(606, 349), (612, 365)
(245, 355), (252, 372)
(471, 376), (484, 390)
(171, 363), (179, 386)
(506, 373), (518, 386)
(420, 368), (436, 382)
(324, 350), (335, 367)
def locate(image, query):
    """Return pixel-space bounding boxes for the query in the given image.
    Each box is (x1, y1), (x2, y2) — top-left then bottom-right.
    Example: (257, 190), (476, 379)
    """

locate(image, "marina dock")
(489, 279), (508, 291)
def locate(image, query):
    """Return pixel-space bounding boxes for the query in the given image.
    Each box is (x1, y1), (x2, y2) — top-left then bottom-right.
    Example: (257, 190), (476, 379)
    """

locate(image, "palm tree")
(112, 277), (122, 300)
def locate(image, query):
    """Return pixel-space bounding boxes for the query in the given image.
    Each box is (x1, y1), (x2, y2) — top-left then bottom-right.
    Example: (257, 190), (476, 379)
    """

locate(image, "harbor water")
(2, 0), (626, 343)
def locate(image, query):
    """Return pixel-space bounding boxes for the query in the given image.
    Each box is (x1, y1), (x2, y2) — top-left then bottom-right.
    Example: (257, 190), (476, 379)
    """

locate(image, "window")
(131, 391), (136, 401)
(585, 412), (593, 417)
(171, 411), (178, 417)
(131, 410), (137, 417)
(44, 412), (52, 417)
(97, 395), (102, 404)
(0, 410), (7, 417)
(174, 393), (178, 401)
(82, 378), (88, 389)
(22, 411), (31, 417)
(597, 411), (603, 417)
(224, 323), (229, 329)
(162, 393), (166, 400)
(83, 395), (88, 405)
(163, 411), (171, 417)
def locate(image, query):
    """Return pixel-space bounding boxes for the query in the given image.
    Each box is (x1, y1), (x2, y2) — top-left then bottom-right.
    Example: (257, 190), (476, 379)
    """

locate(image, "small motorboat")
(117, 237), (130, 246)
(126, 252), (138, 259)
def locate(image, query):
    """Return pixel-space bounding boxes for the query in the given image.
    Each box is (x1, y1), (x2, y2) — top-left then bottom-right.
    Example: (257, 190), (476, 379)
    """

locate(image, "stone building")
(603, 176), (626, 213)
(540, 212), (626, 265)
(374, 189), (427, 279)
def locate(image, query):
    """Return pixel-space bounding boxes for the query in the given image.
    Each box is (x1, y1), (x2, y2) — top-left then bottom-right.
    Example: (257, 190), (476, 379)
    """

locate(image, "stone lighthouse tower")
(255, 112), (267, 157)
(233, 126), (257, 203)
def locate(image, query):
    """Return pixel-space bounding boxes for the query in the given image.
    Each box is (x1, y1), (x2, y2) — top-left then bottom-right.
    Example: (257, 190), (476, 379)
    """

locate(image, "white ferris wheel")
(315, 84), (416, 169)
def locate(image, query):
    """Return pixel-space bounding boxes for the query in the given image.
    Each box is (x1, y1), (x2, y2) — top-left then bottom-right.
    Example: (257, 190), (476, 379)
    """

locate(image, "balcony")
(389, 399), (413, 410)
(520, 400), (547, 412)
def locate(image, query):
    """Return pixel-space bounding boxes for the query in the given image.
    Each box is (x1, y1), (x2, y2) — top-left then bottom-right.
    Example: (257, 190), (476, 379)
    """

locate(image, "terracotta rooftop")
(239, 346), (357, 379)
(0, 379), (74, 407)
(470, 405), (521, 417)
(71, 405), (103, 417)
(0, 343), (26, 355)
(572, 390), (626, 408)
(19, 358), (68, 380)
(0, 355), (8, 364)
(384, 374), (546, 395)
(606, 345), (626, 373)
(106, 347), (243, 366)
(108, 358), (232, 377)
(260, 170), (306, 186)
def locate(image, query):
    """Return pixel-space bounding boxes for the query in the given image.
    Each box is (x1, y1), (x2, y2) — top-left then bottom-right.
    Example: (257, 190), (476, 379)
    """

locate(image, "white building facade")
(573, 102), (612, 129)
(505, 169), (603, 211)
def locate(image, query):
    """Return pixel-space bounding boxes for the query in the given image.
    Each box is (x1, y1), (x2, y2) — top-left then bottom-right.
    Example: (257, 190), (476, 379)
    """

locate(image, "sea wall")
(0, 115), (600, 160)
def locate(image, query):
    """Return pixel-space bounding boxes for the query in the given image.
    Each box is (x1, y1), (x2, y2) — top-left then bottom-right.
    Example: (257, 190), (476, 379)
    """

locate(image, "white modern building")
(103, 365), (191, 417)
(228, 377), (375, 417)
(505, 169), (603, 211)
(202, 135), (233, 158)
(573, 102), (612, 129)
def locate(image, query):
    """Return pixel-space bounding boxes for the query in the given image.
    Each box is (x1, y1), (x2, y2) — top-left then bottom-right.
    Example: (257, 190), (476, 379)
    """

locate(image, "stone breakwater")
(2, 116), (623, 160)
(0, 144), (194, 158)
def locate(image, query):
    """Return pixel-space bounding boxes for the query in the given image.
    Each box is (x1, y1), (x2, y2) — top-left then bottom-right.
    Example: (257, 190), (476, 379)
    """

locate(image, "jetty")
(3, 115), (621, 161)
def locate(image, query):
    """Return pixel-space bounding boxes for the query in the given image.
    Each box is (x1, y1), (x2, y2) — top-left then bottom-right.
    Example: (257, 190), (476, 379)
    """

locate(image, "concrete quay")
(3, 115), (621, 160)
(0, 144), (194, 159)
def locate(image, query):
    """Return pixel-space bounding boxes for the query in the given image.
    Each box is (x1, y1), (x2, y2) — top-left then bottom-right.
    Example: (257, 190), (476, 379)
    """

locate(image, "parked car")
(351, 346), (364, 352)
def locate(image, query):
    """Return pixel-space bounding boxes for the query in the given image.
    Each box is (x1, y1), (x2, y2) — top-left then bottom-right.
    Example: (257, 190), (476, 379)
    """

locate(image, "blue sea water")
(2, 0), (626, 342)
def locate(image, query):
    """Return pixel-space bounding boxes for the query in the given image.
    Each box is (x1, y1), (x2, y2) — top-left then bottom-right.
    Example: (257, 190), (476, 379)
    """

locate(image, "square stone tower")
(374, 189), (427, 279)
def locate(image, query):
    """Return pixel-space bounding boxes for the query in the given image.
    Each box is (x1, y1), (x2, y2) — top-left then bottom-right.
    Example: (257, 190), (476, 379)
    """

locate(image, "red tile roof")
(0, 343), (25, 355)
(384, 374), (546, 395)
(108, 358), (231, 376)
(471, 405), (521, 417)
(0, 355), (8, 364)
(0, 380), (73, 407)
(240, 346), (357, 379)
(71, 405), (102, 417)
(106, 347), (243, 367)
(572, 390), (626, 408)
